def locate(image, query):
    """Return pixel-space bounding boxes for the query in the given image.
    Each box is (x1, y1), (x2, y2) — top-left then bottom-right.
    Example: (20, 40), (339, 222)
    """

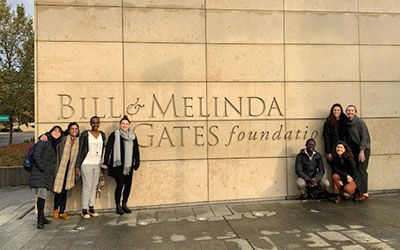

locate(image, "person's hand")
(310, 178), (317, 187)
(347, 175), (353, 183)
(359, 150), (365, 163)
(327, 153), (333, 162)
(40, 135), (48, 141)
(75, 168), (80, 178)
(339, 181), (343, 186)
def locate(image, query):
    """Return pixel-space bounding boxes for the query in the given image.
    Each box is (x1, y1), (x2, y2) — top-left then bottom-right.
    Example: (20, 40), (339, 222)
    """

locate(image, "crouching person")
(295, 138), (330, 200)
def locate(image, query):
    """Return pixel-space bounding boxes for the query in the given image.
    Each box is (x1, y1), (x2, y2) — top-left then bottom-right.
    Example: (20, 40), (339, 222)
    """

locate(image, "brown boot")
(53, 210), (59, 219)
(59, 213), (70, 220)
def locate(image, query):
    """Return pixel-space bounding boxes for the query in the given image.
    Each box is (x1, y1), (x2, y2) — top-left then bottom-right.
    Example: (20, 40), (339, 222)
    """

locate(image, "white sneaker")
(89, 211), (99, 217)
(82, 213), (91, 219)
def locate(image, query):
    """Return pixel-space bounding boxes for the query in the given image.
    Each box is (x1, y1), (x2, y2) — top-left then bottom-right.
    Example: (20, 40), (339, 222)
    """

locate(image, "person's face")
(120, 120), (130, 132)
(333, 106), (341, 119)
(51, 128), (61, 139)
(336, 144), (346, 156)
(69, 125), (79, 137)
(90, 118), (100, 131)
(306, 140), (316, 153)
(346, 106), (356, 120)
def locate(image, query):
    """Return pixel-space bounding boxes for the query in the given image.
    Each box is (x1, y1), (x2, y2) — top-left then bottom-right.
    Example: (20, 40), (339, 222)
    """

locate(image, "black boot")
(37, 215), (44, 229)
(42, 216), (51, 224)
(122, 202), (131, 214)
(116, 203), (124, 215)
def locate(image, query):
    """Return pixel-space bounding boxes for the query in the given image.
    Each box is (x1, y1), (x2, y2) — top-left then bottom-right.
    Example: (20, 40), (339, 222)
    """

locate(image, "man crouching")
(295, 138), (330, 200)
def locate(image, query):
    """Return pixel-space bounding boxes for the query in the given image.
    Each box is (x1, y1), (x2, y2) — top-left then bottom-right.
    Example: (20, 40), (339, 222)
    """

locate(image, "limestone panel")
(285, 0), (357, 12)
(360, 13), (400, 44)
(36, 0), (121, 6)
(131, 160), (208, 206)
(285, 45), (359, 81)
(361, 82), (400, 118)
(285, 119), (325, 156)
(285, 12), (358, 44)
(359, 0), (400, 13)
(286, 82), (360, 119)
(125, 82), (206, 121)
(37, 6), (122, 41)
(368, 155), (400, 190)
(123, 8), (205, 43)
(38, 42), (122, 81)
(365, 118), (400, 155)
(209, 158), (287, 201)
(287, 157), (332, 197)
(207, 120), (286, 159)
(207, 10), (283, 43)
(47, 160), (208, 211)
(207, 45), (284, 81)
(132, 121), (208, 161)
(207, 82), (285, 120)
(123, 0), (205, 8)
(37, 82), (124, 123)
(206, 0), (283, 10)
(360, 46), (400, 81)
(124, 43), (205, 81)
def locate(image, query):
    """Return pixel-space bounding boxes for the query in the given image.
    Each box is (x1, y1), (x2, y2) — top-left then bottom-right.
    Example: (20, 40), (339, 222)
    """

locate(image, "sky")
(8, 0), (34, 17)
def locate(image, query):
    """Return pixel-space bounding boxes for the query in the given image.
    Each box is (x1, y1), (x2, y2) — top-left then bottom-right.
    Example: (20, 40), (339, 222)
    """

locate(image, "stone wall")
(35, 0), (400, 210)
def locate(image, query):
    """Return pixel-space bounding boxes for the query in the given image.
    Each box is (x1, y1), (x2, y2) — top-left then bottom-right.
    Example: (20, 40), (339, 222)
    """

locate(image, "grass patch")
(0, 142), (34, 166)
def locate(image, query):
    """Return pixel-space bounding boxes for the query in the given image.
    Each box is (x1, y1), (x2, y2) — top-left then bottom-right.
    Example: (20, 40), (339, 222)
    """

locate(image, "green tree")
(0, 0), (34, 145)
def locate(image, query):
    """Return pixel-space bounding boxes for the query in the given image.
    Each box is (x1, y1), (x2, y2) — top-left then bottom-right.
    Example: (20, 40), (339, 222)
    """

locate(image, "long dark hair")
(332, 141), (354, 159)
(327, 103), (346, 126)
(64, 122), (79, 136)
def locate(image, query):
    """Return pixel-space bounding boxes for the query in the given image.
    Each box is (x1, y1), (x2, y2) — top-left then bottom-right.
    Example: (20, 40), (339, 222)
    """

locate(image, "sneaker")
(53, 209), (59, 219)
(89, 207), (99, 217)
(82, 213), (91, 219)
(59, 213), (70, 220)
(89, 211), (99, 217)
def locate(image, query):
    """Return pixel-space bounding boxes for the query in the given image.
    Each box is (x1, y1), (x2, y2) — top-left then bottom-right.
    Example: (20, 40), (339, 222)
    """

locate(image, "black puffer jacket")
(29, 140), (58, 190)
(295, 149), (325, 182)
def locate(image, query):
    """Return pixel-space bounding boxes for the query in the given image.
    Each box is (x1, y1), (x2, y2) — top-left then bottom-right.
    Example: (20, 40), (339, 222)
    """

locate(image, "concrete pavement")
(0, 186), (399, 250)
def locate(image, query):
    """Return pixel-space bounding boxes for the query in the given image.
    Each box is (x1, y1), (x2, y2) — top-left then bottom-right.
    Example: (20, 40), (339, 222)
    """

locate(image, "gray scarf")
(113, 128), (136, 175)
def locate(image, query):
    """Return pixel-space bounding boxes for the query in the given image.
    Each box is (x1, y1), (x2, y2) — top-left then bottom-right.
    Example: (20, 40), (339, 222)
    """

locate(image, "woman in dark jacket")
(30, 126), (62, 229)
(75, 116), (106, 219)
(323, 103), (347, 162)
(104, 115), (140, 215)
(331, 141), (359, 204)
(52, 122), (80, 220)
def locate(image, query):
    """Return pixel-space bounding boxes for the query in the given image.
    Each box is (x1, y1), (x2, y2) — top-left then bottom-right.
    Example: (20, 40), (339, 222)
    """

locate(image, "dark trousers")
(350, 144), (371, 194)
(114, 173), (133, 204)
(54, 163), (69, 213)
(54, 189), (67, 213)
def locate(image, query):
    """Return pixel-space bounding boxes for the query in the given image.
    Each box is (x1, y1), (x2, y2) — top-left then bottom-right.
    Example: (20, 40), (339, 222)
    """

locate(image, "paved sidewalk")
(0, 187), (399, 250)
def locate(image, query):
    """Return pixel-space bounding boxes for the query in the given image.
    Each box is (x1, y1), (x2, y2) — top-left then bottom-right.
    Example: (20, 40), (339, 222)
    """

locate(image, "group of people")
(29, 115), (140, 229)
(295, 104), (371, 203)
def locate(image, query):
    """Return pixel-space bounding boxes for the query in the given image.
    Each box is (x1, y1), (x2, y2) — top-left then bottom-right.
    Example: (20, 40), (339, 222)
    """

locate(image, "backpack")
(23, 144), (36, 172)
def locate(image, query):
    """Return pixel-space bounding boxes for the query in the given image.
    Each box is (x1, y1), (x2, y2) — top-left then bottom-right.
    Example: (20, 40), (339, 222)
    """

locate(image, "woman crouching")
(104, 115), (140, 215)
(331, 141), (359, 203)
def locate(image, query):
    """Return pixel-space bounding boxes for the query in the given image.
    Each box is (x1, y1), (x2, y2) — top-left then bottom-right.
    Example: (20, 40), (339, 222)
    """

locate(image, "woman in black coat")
(104, 116), (140, 215)
(331, 141), (359, 204)
(30, 126), (62, 229)
(323, 103), (347, 162)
